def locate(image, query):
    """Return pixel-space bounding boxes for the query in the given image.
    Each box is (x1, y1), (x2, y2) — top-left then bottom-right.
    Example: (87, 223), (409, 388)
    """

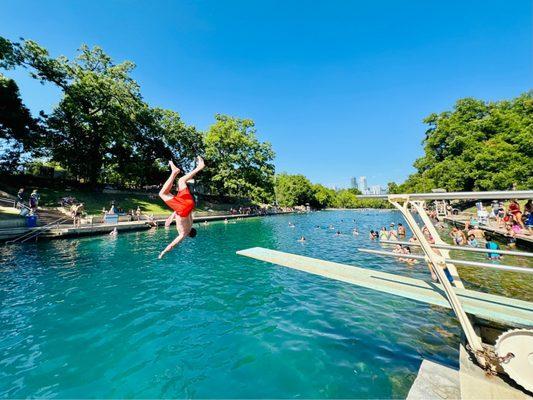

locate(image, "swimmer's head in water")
(189, 228), (197, 238)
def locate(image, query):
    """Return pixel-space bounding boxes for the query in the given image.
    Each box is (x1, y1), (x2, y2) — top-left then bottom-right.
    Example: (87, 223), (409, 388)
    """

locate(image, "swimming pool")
(1, 211), (531, 398)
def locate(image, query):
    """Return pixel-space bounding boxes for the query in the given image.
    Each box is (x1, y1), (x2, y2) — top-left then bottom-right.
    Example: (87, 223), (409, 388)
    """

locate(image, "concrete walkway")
(1, 212), (292, 242)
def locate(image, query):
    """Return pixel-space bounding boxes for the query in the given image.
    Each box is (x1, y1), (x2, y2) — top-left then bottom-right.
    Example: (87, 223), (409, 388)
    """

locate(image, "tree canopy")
(274, 174), (388, 209)
(0, 75), (44, 171)
(392, 93), (533, 193)
(203, 115), (275, 203)
(0, 37), (272, 199)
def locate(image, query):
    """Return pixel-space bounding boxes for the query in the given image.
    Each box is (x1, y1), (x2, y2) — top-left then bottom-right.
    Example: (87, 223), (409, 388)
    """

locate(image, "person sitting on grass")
(158, 157), (205, 259)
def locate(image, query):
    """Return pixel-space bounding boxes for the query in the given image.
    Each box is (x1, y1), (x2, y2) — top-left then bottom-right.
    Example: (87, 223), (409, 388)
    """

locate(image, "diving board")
(237, 247), (533, 327)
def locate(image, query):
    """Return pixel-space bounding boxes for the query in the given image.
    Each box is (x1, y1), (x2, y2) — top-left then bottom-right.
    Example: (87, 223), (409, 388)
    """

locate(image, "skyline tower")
(359, 176), (368, 193)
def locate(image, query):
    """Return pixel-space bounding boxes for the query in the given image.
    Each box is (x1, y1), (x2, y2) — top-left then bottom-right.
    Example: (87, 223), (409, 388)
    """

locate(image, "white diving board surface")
(237, 247), (533, 327)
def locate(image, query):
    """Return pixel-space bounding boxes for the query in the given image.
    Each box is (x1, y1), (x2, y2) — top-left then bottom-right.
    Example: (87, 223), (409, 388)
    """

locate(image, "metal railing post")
(389, 196), (488, 368)
(411, 200), (464, 288)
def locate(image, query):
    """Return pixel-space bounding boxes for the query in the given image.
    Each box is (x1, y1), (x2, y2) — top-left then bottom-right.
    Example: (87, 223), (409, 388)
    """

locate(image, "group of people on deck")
(493, 199), (533, 231)
(16, 188), (40, 215)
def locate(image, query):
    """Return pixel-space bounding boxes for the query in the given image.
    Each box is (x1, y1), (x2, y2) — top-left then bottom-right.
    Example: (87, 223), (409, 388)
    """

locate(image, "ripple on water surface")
(1, 211), (530, 398)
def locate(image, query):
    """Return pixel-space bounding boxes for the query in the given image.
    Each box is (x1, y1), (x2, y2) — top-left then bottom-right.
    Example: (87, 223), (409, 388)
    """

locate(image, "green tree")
(311, 183), (336, 208)
(109, 107), (202, 187)
(0, 38), (45, 170)
(274, 173), (314, 207)
(204, 115), (275, 203)
(8, 38), (144, 184)
(0, 75), (44, 171)
(334, 189), (358, 208)
(399, 93), (533, 192)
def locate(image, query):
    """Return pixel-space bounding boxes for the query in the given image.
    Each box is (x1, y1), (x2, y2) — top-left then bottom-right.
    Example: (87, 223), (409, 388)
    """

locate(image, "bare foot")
(169, 160), (180, 174)
(196, 156), (205, 170)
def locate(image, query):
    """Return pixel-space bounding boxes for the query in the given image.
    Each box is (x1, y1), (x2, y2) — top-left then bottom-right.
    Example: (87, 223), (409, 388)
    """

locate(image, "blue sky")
(2, 0), (531, 188)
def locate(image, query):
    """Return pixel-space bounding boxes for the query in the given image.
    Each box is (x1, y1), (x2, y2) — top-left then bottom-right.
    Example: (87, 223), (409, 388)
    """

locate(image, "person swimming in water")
(158, 157), (205, 259)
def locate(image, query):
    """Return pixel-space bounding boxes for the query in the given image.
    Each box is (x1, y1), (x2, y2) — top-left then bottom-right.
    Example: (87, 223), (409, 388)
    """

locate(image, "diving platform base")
(237, 247), (533, 326)
(458, 345), (531, 399)
(406, 350), (532, 400)
(407, 360), (459, 400)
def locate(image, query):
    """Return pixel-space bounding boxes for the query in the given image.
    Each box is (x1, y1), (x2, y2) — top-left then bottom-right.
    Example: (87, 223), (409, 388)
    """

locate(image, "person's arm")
(158, 234), (185, 259)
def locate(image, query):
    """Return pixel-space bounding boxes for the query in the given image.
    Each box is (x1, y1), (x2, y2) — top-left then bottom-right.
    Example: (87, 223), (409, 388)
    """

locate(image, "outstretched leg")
(159, 161), (181, 201)
(177, 156), (205, 191)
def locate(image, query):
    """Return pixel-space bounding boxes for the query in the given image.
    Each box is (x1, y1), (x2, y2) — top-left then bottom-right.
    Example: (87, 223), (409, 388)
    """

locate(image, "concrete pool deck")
(0, 211), (293, 242)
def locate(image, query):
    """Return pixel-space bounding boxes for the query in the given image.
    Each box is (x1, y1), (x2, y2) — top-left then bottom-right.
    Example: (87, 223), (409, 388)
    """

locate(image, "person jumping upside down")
(158, 157), (205, 259)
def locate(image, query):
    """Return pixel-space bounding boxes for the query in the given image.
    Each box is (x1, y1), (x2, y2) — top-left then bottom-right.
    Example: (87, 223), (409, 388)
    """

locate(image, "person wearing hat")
(389, 223), (398, 241)
(29, 189), (40, 212)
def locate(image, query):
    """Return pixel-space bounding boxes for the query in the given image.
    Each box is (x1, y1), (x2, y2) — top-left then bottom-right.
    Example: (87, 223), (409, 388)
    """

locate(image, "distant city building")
(370, 185), (382, 195)
(350, 177), (358, 190)
(359, 176), (368, 194)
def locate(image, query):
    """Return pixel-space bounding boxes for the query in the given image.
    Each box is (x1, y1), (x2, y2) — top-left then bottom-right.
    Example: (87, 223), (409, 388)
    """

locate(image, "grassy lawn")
(1, 183), (237, 216)
(36, 187), (169, 215)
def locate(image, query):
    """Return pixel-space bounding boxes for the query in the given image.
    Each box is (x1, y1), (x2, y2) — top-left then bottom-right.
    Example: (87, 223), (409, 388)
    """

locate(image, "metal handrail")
(0, 196), (31, 211)
(358, 248), (533, 274)
(6, 216), (71, 244)
(357, 190), (533, 200)
(379, 239), (533, 258)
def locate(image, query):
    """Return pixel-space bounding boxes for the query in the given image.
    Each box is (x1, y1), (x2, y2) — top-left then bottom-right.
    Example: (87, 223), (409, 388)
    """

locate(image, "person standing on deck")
(16, 188), (24, 208)
(29, 189), (40, 213)
(158, 157), (205, 259)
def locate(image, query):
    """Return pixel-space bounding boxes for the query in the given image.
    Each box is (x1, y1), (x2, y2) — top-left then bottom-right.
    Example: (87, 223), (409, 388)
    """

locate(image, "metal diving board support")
(357, 190), (533, 369)
(236, 247), (533, 327)
(385, 196), (494, 367)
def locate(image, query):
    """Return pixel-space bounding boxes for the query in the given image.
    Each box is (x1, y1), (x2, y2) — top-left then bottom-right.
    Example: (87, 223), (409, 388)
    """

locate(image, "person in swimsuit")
(508, 200), (525, 229)
(389, 223), (398, 241)
(504, 223), (517, 247)
(450, 227), (466, 246)
(397, 223), (406, 237)
(158, 157), (205, 259)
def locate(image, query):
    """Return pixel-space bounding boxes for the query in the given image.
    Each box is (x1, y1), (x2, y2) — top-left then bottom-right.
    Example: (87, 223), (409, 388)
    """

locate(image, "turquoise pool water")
(1, 211), (531, 398)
